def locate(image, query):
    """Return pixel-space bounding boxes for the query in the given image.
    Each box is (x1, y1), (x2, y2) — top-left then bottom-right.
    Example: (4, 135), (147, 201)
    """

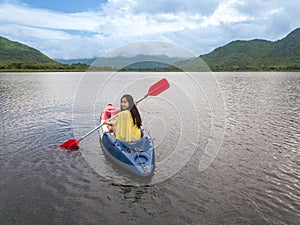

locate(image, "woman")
(104, 94), (142, 142)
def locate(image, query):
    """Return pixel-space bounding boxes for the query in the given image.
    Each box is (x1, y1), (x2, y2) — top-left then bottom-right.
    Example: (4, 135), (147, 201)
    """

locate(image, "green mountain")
(0, 36), (90, 71)
(176, 28), (300, 71)
(0, 36), (58, 64)
(272, 28), (300, 57)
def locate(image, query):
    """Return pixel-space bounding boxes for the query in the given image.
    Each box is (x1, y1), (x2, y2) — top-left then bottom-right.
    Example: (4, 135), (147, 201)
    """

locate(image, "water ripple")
(1, 72), (299, 224)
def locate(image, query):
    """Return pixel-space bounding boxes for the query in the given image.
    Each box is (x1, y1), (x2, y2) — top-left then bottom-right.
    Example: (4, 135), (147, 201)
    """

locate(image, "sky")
(0, 0), (300, 59)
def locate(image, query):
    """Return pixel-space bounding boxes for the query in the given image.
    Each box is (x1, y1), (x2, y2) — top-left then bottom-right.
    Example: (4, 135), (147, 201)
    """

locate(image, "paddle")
(59, 78), (170, 149)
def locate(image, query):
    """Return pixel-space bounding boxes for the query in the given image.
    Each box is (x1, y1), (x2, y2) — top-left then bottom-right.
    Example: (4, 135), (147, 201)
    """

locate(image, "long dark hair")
(121, 94), (142, 128)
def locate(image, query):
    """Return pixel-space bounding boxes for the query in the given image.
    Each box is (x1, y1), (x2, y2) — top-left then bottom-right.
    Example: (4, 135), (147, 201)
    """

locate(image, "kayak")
(99, 104), (155, 177)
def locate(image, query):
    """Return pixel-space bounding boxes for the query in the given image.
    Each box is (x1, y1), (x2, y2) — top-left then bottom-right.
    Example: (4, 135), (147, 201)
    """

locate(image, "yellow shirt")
(112, 110), (141, 142)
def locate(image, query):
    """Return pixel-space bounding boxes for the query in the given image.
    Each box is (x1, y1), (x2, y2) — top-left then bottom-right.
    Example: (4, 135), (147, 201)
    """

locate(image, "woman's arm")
(103, 119), (113, 126)
(104, 113), (120, 126)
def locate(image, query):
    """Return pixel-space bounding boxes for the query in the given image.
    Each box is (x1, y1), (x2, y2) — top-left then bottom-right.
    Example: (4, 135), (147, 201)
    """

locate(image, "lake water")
(0, 72), (299, 224)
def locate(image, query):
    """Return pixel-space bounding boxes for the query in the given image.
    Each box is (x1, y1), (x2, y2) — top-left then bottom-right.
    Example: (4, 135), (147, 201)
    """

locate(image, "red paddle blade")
(146, 78), (170, 97)
(59, 138), (80, 149)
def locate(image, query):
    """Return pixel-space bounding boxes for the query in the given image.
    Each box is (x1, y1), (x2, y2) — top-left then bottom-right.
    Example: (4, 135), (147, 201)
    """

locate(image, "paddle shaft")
(79, 112), (118, 140)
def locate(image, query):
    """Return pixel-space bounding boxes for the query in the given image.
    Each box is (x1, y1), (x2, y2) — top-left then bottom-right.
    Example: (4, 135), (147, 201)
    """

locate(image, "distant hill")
(55, 58), (97, 65)
(0, 36), (58, 64)
(57, 54), (189, 70)
(118, 61), (182, 72)
(176, 28), (300, 71)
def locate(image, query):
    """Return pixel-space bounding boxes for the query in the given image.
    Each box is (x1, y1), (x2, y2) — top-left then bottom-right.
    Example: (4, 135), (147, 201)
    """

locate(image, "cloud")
(0, 0), (299, 59)
(0, 3), (101, 31)
(130, 0), (223, 16)
(200, 0), (251, 27)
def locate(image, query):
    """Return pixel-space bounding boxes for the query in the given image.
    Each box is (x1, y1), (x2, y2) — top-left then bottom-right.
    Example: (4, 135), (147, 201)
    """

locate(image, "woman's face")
(121, 97), (130, 110)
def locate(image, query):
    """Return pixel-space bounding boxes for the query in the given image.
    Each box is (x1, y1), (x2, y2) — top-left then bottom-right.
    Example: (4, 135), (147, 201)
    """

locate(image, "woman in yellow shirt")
(104, 94), (142, 142)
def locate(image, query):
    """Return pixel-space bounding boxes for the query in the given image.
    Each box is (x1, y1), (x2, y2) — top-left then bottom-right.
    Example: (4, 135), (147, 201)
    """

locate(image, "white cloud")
(103, 41), (195, 58)
(200, 0), (251, 27)
(0, 0), (299, 59)
(129, 0), (223, 16)
(0, 3), (101, 31)
(0, 24), (73, 40)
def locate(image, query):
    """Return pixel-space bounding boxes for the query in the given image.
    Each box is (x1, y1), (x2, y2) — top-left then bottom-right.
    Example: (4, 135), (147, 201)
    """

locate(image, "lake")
(0, 72), (299, 224)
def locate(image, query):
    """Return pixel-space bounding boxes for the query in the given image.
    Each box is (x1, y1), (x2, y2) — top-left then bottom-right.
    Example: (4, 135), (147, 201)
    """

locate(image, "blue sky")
(1, 0), (300, 59)
(16, 0), (107, 13)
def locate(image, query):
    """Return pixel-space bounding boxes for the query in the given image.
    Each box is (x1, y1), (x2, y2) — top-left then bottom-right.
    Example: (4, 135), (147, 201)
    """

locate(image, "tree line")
(0, 62), (89, 72)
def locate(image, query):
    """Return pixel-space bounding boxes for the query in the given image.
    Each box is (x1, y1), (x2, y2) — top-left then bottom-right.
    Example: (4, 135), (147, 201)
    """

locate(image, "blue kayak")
(99, 104), (155, 177)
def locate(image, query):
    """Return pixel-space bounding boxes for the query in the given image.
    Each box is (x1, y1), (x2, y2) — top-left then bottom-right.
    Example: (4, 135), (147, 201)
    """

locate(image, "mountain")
(176, 28), (300, 71)
(0, 36), (58, 64)
(56, 54), (190, 70)
(55, 58), (97, 65)
(0, 36), (90, 71)
(272, 28), (300, 57)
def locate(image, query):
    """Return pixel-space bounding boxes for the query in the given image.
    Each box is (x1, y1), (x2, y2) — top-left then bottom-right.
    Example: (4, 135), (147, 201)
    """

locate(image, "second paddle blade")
(59, 138), (80, 149)
(146, 78), (170, 97)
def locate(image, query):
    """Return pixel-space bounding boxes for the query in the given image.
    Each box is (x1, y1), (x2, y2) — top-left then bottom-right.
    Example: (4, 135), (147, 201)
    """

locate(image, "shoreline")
(1, 70), (300, 74)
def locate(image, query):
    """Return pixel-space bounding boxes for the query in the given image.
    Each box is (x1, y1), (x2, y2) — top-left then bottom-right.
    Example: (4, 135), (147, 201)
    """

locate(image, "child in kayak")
(104, 94), (142, 142)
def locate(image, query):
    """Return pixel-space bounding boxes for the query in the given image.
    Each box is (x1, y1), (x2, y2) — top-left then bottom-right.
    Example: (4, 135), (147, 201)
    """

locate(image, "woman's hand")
(104, 119), (111, 125)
